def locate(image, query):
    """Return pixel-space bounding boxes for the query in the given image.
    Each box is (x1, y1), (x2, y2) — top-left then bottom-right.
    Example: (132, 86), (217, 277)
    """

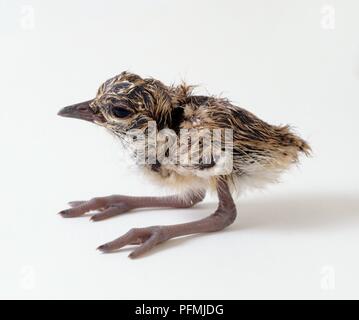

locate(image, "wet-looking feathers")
(91, 71), (311, 195)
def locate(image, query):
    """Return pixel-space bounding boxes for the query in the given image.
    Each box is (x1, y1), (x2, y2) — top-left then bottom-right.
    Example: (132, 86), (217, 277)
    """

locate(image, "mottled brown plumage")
(86, 71), (310, 193)
(58, 71), (310, 258)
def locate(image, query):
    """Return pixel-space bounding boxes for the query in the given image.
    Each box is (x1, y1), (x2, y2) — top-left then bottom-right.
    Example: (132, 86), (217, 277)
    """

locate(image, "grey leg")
(98, 179), (237, 258)
(59, 190), (206, 221)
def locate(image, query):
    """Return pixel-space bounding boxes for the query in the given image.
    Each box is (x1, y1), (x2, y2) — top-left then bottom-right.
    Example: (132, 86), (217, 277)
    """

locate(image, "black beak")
(58, 100), (103, 123)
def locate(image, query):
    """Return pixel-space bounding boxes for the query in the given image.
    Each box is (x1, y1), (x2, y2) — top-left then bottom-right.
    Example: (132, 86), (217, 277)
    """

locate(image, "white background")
(0, 0), (358, 299)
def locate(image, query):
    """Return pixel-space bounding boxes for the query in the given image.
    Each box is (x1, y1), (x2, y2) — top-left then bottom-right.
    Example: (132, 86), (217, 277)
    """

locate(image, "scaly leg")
(98, 179), (237, 258)
(58, 190), (206, 221)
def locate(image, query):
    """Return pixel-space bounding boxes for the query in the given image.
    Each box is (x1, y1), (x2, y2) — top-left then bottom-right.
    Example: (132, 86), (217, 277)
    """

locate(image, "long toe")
(97, 226), (168, 258)
(90, 203), (130, 222)
(68, 201), (86, 208)
(58, 197), (106, 218)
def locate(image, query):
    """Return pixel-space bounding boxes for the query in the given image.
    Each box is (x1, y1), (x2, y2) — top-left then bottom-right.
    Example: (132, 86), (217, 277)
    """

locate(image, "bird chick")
(58, 71), (310, 258)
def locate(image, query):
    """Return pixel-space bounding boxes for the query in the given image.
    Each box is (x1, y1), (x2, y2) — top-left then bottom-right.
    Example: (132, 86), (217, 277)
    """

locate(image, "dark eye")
(113, 82), (131, 91)
(112, 107), (131, 118)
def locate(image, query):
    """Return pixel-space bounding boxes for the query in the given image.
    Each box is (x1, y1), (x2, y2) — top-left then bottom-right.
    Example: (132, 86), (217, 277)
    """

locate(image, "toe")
(68, 201), (85, 207)
(58, 209), (75, 217)
(128, 235), (159, 259)
(97, 244), (110, 252)
(58, 197), (109, 218)
(97, 228), (141, 252)
(58, 208), (87, 218)
(90, 204), (130, 222)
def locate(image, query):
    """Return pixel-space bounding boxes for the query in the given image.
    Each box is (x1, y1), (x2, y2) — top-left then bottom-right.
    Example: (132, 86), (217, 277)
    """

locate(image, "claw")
(97, 244), (110, 252)
(58, 209), (81, 218)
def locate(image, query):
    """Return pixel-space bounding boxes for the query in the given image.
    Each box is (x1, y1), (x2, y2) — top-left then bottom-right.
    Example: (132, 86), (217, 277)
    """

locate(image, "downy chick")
(58, 71), (310, 258)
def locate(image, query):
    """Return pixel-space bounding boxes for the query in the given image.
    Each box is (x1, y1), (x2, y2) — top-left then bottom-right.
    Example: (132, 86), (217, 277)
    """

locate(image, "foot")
(98, 226), (169, 259)
(57, 185), (237, 259)
(58, 196), (133, 221)
(97, 180), (236, 258)
(58, 191), (206, 221)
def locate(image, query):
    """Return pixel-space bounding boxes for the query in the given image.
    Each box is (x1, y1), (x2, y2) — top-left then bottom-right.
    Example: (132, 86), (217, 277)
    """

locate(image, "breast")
(142, 164), (212, 192)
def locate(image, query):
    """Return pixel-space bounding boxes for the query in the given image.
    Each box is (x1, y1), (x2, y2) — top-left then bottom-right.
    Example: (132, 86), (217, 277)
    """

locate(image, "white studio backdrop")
(0, 0), (358, 299)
